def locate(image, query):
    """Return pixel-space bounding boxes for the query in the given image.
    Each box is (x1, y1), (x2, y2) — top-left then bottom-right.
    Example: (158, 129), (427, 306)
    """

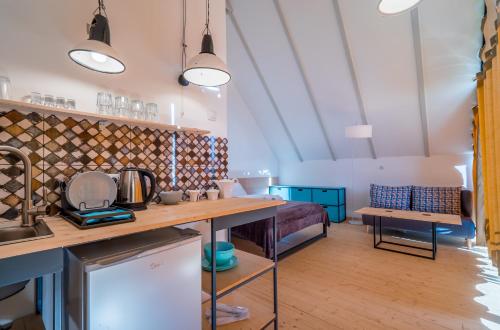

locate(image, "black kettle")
(115, 168), (156, 210)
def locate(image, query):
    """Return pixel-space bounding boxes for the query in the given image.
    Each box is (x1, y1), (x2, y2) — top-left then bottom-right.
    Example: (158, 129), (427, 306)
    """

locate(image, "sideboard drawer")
(269, 186), (290, 200)
(290, 188), (312, 202)
(313, 189), (339, 205)
(323, 205), (346, 223)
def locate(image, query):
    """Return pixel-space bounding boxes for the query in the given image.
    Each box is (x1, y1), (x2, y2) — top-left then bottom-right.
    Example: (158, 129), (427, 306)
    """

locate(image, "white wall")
(0, 0), (228, 324)
(227, 85), (279, 178)
(0, 0), (227, 136)
(280, 154), (473, 218)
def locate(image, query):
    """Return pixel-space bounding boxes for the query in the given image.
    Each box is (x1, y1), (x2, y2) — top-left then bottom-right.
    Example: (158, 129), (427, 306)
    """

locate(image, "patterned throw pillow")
(412, 186), (461, 215)
(370, 184), (412, 210)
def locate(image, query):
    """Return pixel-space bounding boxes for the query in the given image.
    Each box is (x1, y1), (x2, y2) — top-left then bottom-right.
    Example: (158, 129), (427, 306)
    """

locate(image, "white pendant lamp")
(182, 0), (230, 87)
(378, 0), (423, 15)
(345, 125), (373, 139)
(68, 0), (125, 74)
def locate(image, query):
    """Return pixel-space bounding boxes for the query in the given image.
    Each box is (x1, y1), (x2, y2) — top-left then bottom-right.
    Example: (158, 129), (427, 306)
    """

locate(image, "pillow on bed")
(232, 181), (248, 196)
(245, 194), (283, 201)
(370, 184), (412, 210)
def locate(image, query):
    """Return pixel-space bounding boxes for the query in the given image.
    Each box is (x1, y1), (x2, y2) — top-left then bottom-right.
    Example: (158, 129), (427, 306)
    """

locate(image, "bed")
(230, 182), (330, 258)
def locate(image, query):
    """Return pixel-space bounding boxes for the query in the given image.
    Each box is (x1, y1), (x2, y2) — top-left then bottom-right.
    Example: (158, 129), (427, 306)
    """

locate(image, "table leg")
(378, 216), (383, 244)
(373, 216), (376, 248)
(432, 222), (437, 260)
(272, 216), (278, 329)
(211, 220), (217, 330)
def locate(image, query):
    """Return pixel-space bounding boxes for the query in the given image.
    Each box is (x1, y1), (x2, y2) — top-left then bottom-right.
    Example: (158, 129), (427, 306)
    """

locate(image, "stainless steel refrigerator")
(64, 227), (201, 330)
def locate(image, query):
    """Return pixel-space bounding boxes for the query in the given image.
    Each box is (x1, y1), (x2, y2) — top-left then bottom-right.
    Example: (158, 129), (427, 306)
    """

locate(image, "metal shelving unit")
(207, 207), (279, 329)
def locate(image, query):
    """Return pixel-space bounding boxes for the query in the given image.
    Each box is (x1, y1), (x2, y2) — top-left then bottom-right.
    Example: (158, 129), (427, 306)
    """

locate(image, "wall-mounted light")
(181, 0), (231, 87)
(378, 0), (423, 15)
(345, 125), (373, 139)
(68, 0), (125, 74)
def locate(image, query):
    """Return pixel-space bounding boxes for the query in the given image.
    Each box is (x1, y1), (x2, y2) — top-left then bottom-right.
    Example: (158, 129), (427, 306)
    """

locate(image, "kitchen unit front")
(0, 198), (284, 330)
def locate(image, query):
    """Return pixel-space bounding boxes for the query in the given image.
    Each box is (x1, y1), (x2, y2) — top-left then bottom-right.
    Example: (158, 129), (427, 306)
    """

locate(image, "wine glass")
(97, 92), (113, 114)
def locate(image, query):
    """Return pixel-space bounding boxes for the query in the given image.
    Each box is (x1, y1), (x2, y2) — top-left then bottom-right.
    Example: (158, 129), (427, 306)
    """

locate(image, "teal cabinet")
(290, 188), (312, 202)
(269, 185), (346, 223)
(269, 186), (290, 200)
(323, 205), (346, 222)
(312, 189), (338, 205)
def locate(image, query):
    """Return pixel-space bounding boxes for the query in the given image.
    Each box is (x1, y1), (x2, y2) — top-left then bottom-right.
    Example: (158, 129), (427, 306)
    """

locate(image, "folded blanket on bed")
(232, 201), (329, 258)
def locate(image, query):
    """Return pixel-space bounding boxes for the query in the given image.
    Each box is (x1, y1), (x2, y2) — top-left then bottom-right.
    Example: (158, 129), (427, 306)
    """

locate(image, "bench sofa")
(362, 187), (475, 248)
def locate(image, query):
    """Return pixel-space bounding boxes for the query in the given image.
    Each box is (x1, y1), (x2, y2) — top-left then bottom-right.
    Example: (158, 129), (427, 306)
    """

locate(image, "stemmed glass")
(97, 92), (113, 114)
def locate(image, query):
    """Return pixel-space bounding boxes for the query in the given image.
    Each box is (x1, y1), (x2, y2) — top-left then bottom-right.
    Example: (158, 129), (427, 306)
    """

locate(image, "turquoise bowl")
(204, 241), (235, 266)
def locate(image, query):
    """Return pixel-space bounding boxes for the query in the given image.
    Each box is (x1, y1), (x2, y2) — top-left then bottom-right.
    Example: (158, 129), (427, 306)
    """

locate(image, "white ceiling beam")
(272, 0), (337, 161)
(226, 0), (304, 162)
(411, 8), (431, 157)
(331, 0), (377, 159)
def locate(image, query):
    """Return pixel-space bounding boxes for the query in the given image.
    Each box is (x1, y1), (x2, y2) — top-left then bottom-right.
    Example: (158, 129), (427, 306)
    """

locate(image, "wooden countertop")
(354, 207), (462, 225)
(0, 198), (285, 260)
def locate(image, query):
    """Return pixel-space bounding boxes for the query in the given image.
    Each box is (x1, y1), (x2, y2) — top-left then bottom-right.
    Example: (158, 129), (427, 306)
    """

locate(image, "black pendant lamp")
(68, 0), (125, 74)
(182, 0), (230, 87)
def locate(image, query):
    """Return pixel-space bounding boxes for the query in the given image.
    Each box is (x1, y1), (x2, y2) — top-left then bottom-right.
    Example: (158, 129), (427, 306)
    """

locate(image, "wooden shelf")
(0, 99), (210, 135)
(202, 290), (275, 330)
(202, 249), (274, 298)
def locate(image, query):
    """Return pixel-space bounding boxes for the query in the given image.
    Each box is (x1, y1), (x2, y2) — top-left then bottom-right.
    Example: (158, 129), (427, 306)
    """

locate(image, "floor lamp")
(345, 125), (373, 225)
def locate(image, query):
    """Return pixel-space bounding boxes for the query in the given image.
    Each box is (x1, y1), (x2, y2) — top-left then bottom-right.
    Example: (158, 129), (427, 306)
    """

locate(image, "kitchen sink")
(0, 220), (54, 246)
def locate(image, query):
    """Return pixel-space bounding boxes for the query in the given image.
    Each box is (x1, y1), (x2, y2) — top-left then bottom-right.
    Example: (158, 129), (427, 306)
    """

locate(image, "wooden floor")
(235, 223), (500, 330)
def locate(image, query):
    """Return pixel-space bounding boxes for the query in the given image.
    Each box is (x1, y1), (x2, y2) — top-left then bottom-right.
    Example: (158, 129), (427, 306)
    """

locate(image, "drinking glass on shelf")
(43, 94), (55, 107)
(55, 97), (66, 108)
(115, 96), (129, 117)
(97, 92), (113, 115)
(130, 100), (144, 119)
(0, 76), (11, 100)
(66, 99), (76, 110)
(146, 103), (159, 121)
(30, 92), (42, 105)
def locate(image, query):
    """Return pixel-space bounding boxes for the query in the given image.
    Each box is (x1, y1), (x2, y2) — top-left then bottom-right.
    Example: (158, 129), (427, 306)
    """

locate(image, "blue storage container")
(312, 189), (339, 205)
(290, 188), (312, 202)
(269, 186), (290, 200)
(269, 185), (346, 222)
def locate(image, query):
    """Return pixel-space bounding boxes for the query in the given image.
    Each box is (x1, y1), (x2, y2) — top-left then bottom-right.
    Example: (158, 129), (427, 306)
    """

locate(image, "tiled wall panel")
(0, 109), (228, 219)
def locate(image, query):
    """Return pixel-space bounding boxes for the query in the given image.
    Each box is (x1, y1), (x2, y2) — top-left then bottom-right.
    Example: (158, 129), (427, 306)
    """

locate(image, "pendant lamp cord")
(203, 0), (211, 35)
(181, 0), (187, 71)
(94, 0), (107, 17)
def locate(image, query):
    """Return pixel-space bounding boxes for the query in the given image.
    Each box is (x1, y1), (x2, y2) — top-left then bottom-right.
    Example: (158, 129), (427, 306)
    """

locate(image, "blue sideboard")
(269, 185), (346, 223)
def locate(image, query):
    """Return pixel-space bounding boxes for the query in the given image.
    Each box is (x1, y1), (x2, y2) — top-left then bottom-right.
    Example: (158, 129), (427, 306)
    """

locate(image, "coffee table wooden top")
(354, 207), (462, 225)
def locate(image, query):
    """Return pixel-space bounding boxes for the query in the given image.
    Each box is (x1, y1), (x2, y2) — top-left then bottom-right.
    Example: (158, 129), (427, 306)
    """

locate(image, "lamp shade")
(68, 13), (125, 74)
(183, 34), (230, 87)
(378, 0), (422, 15)
(68, 39), (125, 74)
(345, 125), (373, 139)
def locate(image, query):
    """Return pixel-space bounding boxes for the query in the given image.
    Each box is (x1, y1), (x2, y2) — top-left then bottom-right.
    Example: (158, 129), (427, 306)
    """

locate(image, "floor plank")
(235, 223), (500, 329)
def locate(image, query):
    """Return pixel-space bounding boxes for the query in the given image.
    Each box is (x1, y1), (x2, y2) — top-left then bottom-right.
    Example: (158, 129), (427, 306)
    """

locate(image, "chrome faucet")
(0, 146), (46, 226)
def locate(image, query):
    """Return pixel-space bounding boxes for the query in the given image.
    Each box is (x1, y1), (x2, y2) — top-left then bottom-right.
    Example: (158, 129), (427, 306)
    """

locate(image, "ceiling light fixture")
(378, 0), (423, 15)
(68, 0), (125, 74)
(181, 0), (230, 87)
(345, 125), (373, 139)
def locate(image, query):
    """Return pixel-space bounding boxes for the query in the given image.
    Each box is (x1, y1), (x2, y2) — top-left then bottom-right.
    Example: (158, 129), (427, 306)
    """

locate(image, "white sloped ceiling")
(227, 0), (483, 161)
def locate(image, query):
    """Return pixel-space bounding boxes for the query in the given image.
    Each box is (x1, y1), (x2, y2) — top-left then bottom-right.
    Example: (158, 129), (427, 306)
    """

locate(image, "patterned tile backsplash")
(0, 109), (228, 219)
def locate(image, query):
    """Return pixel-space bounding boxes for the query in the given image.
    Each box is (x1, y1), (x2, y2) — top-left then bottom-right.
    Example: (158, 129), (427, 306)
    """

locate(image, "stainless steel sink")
(0, 220), (54, 246)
